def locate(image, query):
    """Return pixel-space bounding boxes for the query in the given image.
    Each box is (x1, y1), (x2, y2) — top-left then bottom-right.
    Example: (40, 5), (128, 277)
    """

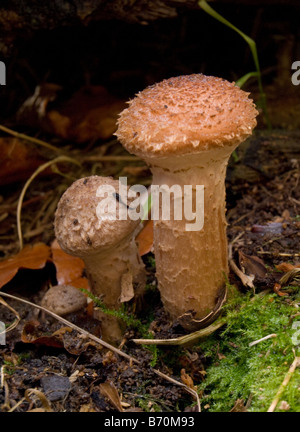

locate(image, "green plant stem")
(198, 0), (271, 128)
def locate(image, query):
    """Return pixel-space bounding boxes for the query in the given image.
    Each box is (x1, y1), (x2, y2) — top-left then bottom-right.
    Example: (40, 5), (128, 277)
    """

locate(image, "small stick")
(249, 333), (277, 347)
(0, 124), (62, 154)
(16, 156), (80, 250)
(83, 155), (142, 162)
(267, 355), (300, 412)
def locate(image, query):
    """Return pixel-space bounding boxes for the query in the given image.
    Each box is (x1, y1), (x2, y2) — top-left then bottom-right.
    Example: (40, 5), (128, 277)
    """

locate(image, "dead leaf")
(276, 262), (300, 272)
(136, 220), (153, 256)
(99, 380), (123, 411)
(180, 369), (196, 391)
(18, 85), (126, 143)
(0, 243), (51, 289)
(21, 320), (97, 354)
(238, 250), (268, 278)
(230, 399), (248, 412)
(21, 320), (67, 348)
(120, 272), (134, 303)
(273, 282), (288, 297)
(51, 240), (89, 290)
(0, 138), (47, 185)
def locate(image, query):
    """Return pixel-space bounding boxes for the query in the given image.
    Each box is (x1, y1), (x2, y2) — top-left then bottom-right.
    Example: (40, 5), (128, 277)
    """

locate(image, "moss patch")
(198, 287), (300, 412)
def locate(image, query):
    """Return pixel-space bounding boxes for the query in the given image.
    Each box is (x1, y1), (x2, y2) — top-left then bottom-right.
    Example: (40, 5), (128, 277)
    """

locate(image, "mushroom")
(116, 74), (258, 330)
(54, 176), (146, 343)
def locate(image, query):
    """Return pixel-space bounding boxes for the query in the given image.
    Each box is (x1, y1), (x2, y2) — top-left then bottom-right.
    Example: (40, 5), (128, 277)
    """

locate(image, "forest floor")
(0, 112), (299, 413)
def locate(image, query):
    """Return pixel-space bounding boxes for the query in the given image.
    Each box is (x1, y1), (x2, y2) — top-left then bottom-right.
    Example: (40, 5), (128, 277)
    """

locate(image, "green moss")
(198, 287), (300, 412)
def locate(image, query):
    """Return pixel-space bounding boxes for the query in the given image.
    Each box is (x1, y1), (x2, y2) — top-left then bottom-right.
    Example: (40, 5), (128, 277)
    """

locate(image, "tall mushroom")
(54, 175), (146, 343)
(116, 74), (258, 330)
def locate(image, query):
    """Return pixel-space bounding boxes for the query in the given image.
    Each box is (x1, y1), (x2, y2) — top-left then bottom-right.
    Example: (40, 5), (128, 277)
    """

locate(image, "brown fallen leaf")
(136, 219), (153, 256)
(99, 380), (123, 412)
(0, 242), (51, 289)
(0, 137), (47, 186)
(18, 84), (126, 143)
(276, 262), (300, 273)
(21, 320), (67, 349)
(21, 320), (99, 354)
(230, 399), (248, 412)
(273, 282), (288, 297)
(238, 250), (268, 278)
(180, 369), (196, 391)
(50, 240), (89, 290)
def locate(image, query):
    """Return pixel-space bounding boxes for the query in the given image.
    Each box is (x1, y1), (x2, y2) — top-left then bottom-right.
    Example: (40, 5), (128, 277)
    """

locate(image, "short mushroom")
(116, 74), (258, 330)
(54, 175), (146, 343)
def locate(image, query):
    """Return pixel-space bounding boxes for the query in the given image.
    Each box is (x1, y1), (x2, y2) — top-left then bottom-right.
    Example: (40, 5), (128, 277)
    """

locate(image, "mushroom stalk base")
(84, 236), (145, 344)
(148, 147), (234, 328)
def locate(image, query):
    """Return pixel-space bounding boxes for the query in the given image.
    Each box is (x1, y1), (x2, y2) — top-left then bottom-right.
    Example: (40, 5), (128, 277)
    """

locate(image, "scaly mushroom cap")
(54, 176), (139, 257)
(116, 74), (258, 158)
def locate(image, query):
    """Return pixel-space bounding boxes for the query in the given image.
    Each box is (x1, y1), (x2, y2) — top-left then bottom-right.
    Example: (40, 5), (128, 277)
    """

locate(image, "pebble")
(41, 284), (87, 316)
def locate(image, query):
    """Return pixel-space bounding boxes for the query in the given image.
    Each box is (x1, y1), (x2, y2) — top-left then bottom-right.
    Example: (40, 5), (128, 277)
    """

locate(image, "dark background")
(1, 1), (299, 122)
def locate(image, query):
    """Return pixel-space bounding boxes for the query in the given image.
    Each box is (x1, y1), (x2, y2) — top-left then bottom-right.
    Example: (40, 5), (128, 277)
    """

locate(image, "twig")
(83, 155), (141, 162)
(16, 156), (81, 250)
(0, 291), (201, 411)
(228, 232), (255, 290)
(267, 355), (300, 412)
(133, 319), (226, 346)
(257, 251), (300, 258)
(249, 334), (277, 347)
(0, 124), (63, 154)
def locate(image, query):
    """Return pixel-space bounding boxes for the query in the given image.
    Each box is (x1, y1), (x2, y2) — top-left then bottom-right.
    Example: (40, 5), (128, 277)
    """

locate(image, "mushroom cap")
(54, 176), (139, 257)
(116, 74), (258, 159)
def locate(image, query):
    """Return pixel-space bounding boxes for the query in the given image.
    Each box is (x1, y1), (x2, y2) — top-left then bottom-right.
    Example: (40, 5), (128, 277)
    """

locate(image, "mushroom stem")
(84, 235), (145, 342)
(148, 145), (234, 323)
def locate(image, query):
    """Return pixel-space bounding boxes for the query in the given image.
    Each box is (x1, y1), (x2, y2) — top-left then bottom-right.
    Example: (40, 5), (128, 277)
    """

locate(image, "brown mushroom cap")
(116, 74), (258, 158)
(54, 176), (139, 257)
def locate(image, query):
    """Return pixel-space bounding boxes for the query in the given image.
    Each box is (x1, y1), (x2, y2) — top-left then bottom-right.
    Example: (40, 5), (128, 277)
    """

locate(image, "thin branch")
(267, 355), (300, 412)
(0, 124), (63, 154)
(16, 156), (81, 250)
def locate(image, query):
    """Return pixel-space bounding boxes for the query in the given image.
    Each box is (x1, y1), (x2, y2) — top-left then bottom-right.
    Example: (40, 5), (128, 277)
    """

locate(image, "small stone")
(40, 375), (71, 401)
(41, 284), (87, 316)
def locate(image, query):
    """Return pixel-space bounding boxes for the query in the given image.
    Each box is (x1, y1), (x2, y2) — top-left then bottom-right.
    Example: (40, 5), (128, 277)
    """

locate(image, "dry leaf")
(51, 240), (89, 290)
(276, 262), (300, 272)
(230, 399), (248, 412)
(273, 282), (288, 297)
(18, 85), (126, 143)
(136, 220), (153, 256)
(99, 380), (123, 411)
(120, 272), (134, 303)
(180, 369), (196, 391)
(0, 137), (47, 185)
(238, 250), (268, 278)
(21, 320), (66, 348)
(0, 243), (51, 289)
